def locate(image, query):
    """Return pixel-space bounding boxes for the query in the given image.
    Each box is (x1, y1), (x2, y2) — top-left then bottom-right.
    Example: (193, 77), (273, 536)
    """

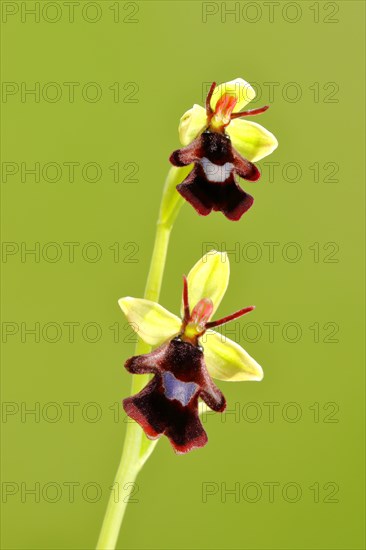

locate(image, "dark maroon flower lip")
(170, 81), (270, 221)
(123, 337), (226, 454)
(170, 132), (259, 220)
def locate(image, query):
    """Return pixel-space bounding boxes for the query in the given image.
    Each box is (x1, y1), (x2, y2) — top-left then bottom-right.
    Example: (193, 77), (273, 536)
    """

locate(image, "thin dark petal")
(194, 350), (226, 412)
(200, 377), (226, 412)
(169, 136), (203, 167)
(201, 387), (226, 412)
(124, 344), (168, 375)
(232, 148), (260, 181)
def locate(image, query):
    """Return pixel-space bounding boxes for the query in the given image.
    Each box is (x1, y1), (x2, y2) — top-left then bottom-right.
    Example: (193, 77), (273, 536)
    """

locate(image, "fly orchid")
(170, 78), (278, 220)
(119, 251), (263, 454)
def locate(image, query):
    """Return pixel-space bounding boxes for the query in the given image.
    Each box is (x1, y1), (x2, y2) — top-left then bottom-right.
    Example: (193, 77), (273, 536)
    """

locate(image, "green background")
(1, 1), (365, 548)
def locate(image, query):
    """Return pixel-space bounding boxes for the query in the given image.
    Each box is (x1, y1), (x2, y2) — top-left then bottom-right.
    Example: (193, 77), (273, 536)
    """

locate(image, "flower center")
(209, 94), (238, 132)
(182, 298), (213, 343)
(180, 274), (255, 346)
(204, 82), (270, 136)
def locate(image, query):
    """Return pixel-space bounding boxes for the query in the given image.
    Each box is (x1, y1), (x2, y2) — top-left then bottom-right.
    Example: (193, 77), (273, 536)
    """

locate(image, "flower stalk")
(96, 167), (188, 549)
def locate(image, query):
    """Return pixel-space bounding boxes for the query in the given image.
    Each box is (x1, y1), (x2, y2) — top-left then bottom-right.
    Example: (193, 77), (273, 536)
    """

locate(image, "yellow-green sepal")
(202, 329), (264, 381)
(227, 119), (278, 162)
(210, 78), (256, 113)
(118, 297), (181, 346)
(182, 250), (230, 318)
(178, 104), (207, 146)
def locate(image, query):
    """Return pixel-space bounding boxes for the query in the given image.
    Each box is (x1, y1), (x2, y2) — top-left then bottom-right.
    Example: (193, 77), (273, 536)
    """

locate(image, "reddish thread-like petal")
(206, 306), (255, 329)
(230, 105), (269, 119)
(205, 82), (216, 116)
(182, 275), (190, 323)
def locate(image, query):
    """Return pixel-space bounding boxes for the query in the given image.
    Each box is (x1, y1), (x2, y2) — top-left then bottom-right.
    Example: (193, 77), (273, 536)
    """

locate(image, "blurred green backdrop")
(1, 1), (365, 549)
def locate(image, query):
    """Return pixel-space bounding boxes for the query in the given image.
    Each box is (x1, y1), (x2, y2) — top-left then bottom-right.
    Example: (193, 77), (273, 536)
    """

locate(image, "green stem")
(96, 166), (189, 550)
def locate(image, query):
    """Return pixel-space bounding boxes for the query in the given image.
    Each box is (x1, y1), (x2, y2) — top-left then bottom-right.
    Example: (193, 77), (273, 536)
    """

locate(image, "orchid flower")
(169, 78), (278, 220)
(119, 251), (263, 454)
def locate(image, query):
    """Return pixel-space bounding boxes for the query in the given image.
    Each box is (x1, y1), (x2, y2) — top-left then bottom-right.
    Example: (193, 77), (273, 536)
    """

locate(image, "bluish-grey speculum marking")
(162, 372), (198, 406)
